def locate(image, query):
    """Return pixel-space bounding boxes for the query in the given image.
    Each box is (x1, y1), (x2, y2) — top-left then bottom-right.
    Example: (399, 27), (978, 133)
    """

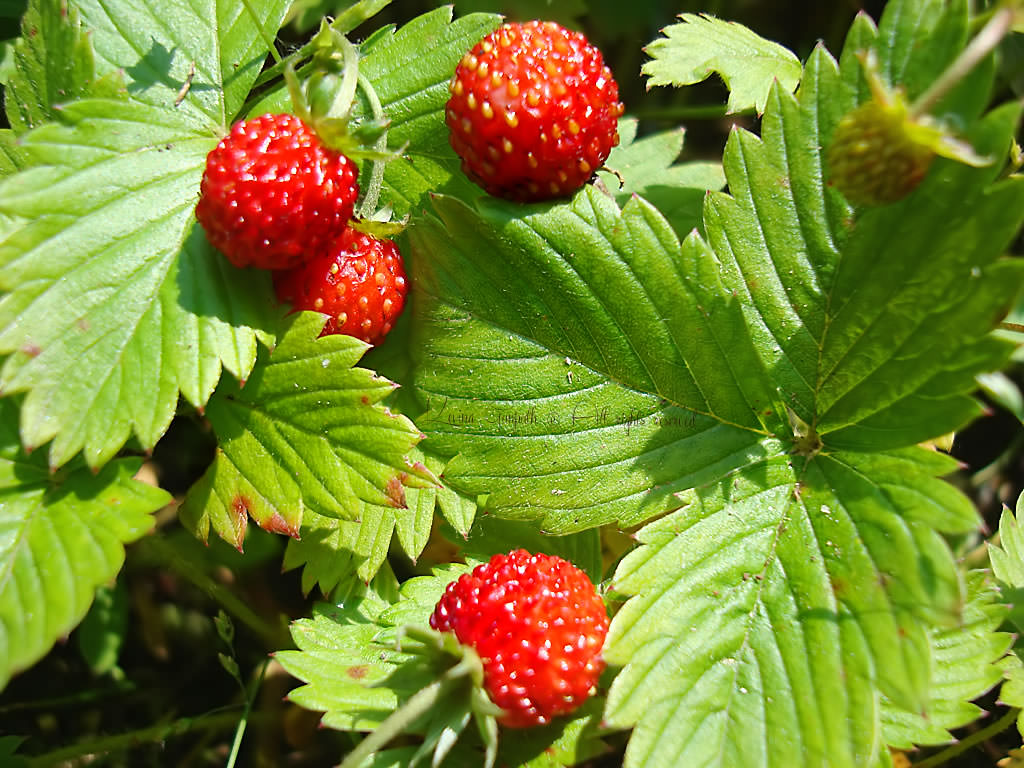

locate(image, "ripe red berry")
(430, 549), (608, 728)
(273, 228), (408, 346)
(196, 113), (359, 270)
(445, 20), (624, 202)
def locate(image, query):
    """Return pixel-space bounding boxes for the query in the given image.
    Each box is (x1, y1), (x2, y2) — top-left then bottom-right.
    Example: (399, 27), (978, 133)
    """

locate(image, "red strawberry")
(430, 549), (608, 728)
(446, 20), (624, 202)
(196, 113), (359, 270)
(274, 227), (408, 346)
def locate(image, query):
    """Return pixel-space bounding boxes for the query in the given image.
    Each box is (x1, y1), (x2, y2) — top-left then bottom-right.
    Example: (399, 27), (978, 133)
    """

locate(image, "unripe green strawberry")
(826, 96), (936, 206)
(446, 20), (624, 202)
(430, 549), (608, 728)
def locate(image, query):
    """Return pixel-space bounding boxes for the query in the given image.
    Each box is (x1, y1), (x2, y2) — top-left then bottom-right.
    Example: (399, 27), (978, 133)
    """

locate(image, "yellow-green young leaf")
(642, 13), (802, 114)
(180, 312), (435, 554)
(0, 398), (170, 691)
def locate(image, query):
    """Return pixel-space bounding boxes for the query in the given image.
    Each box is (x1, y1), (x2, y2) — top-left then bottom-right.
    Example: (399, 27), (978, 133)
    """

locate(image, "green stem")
(134, 535), (284, 648)
(337, 680), (449, 768)
(225, 659), (270, 768)
(911, 707), (1020, 768)
(239, 0), (282, 65)
(910, 5), (1016, 118)
(356, 71), (390, 218)
(27, 711), (261, 767)
(0, 680), (138, 715)
(329, 34), (362, 121)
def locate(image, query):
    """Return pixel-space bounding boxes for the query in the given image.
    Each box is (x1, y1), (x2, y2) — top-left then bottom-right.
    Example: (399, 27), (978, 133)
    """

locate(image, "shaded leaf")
(597, 118), (725, 240)
(0, 398), (170, 690)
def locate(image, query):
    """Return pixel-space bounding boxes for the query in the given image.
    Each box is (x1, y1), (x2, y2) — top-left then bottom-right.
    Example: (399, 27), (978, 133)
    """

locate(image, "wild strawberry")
(196, 113), (359, 270)
(826, 96), (936, 206)
(429, 549), (608, 728)
(273, 227), (407, 346)
(826, 51), (990, 207)
(446, 20), (624, 202)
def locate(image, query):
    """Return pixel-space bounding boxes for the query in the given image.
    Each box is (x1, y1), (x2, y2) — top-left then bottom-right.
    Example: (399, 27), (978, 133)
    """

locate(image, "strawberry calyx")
(337, 625), (504, 768)
(285, 22), (403, 167)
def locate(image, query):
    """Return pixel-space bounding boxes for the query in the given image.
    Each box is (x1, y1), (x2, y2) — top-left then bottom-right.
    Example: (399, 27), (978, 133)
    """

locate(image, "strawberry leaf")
(879, 571), (1010, 750)
(0, 0), (293, 469)
(0, 397), (171, 690)
(179, 312), (434, 553)
(75, 0), (290, 127)
(282, 460), (441, 595)
(4, 0), (122, 132)
(642, 13), (802, 114)
(602, 448), (975, 768)
(411, 189), (783, 534)
(278, 565), (464, 732)
(597, 118), (725, 240)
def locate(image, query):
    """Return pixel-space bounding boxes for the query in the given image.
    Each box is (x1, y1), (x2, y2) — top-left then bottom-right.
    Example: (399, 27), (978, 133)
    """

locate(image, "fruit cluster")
(196, 112), (407, 346)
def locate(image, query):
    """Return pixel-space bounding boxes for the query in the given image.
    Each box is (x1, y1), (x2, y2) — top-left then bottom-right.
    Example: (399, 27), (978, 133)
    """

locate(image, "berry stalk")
(910, 3), (1018, 118)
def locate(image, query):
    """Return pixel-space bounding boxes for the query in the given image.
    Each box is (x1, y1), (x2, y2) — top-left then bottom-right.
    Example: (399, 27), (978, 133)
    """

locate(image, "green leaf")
(597, 118), (725, 240)
(0, 99), (278, 469)
(444, 516), (603, 585)
(0, 398), (171, 690)
(989, 491), (1024, 589)
(75, 580), (129, 676)
(180, 312), (434, 553)
(602, 447), (974, 768)
(75, 0), (290, 126)
(4, 0), (123, 132)
(282, 484), (436, 594)
(411, 189), (783, 533)
(880, 571), (1010, 750)
(0, 736), (29, 768)
(642, 13), (802, 114)
(0, 0), (295, 469)
(278, 566), (454, 732)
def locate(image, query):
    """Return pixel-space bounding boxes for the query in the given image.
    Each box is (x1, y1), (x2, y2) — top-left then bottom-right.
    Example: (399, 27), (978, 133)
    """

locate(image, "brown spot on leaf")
(77, 318), (89, 331)
(361, 395), (370, 405)
(346, 665), (369, 680)
(20, 343), (41, 357)
(385, 475), (407, 508)
(261, 511), (300, 539)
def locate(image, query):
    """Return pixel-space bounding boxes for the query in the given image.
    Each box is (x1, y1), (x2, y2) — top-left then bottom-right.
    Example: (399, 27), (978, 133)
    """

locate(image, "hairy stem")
(910, 5), (1016, 118)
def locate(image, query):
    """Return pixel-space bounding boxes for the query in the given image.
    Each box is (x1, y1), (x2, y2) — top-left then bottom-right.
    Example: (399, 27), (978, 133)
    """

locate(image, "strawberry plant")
(1, 0), (1024, 766)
